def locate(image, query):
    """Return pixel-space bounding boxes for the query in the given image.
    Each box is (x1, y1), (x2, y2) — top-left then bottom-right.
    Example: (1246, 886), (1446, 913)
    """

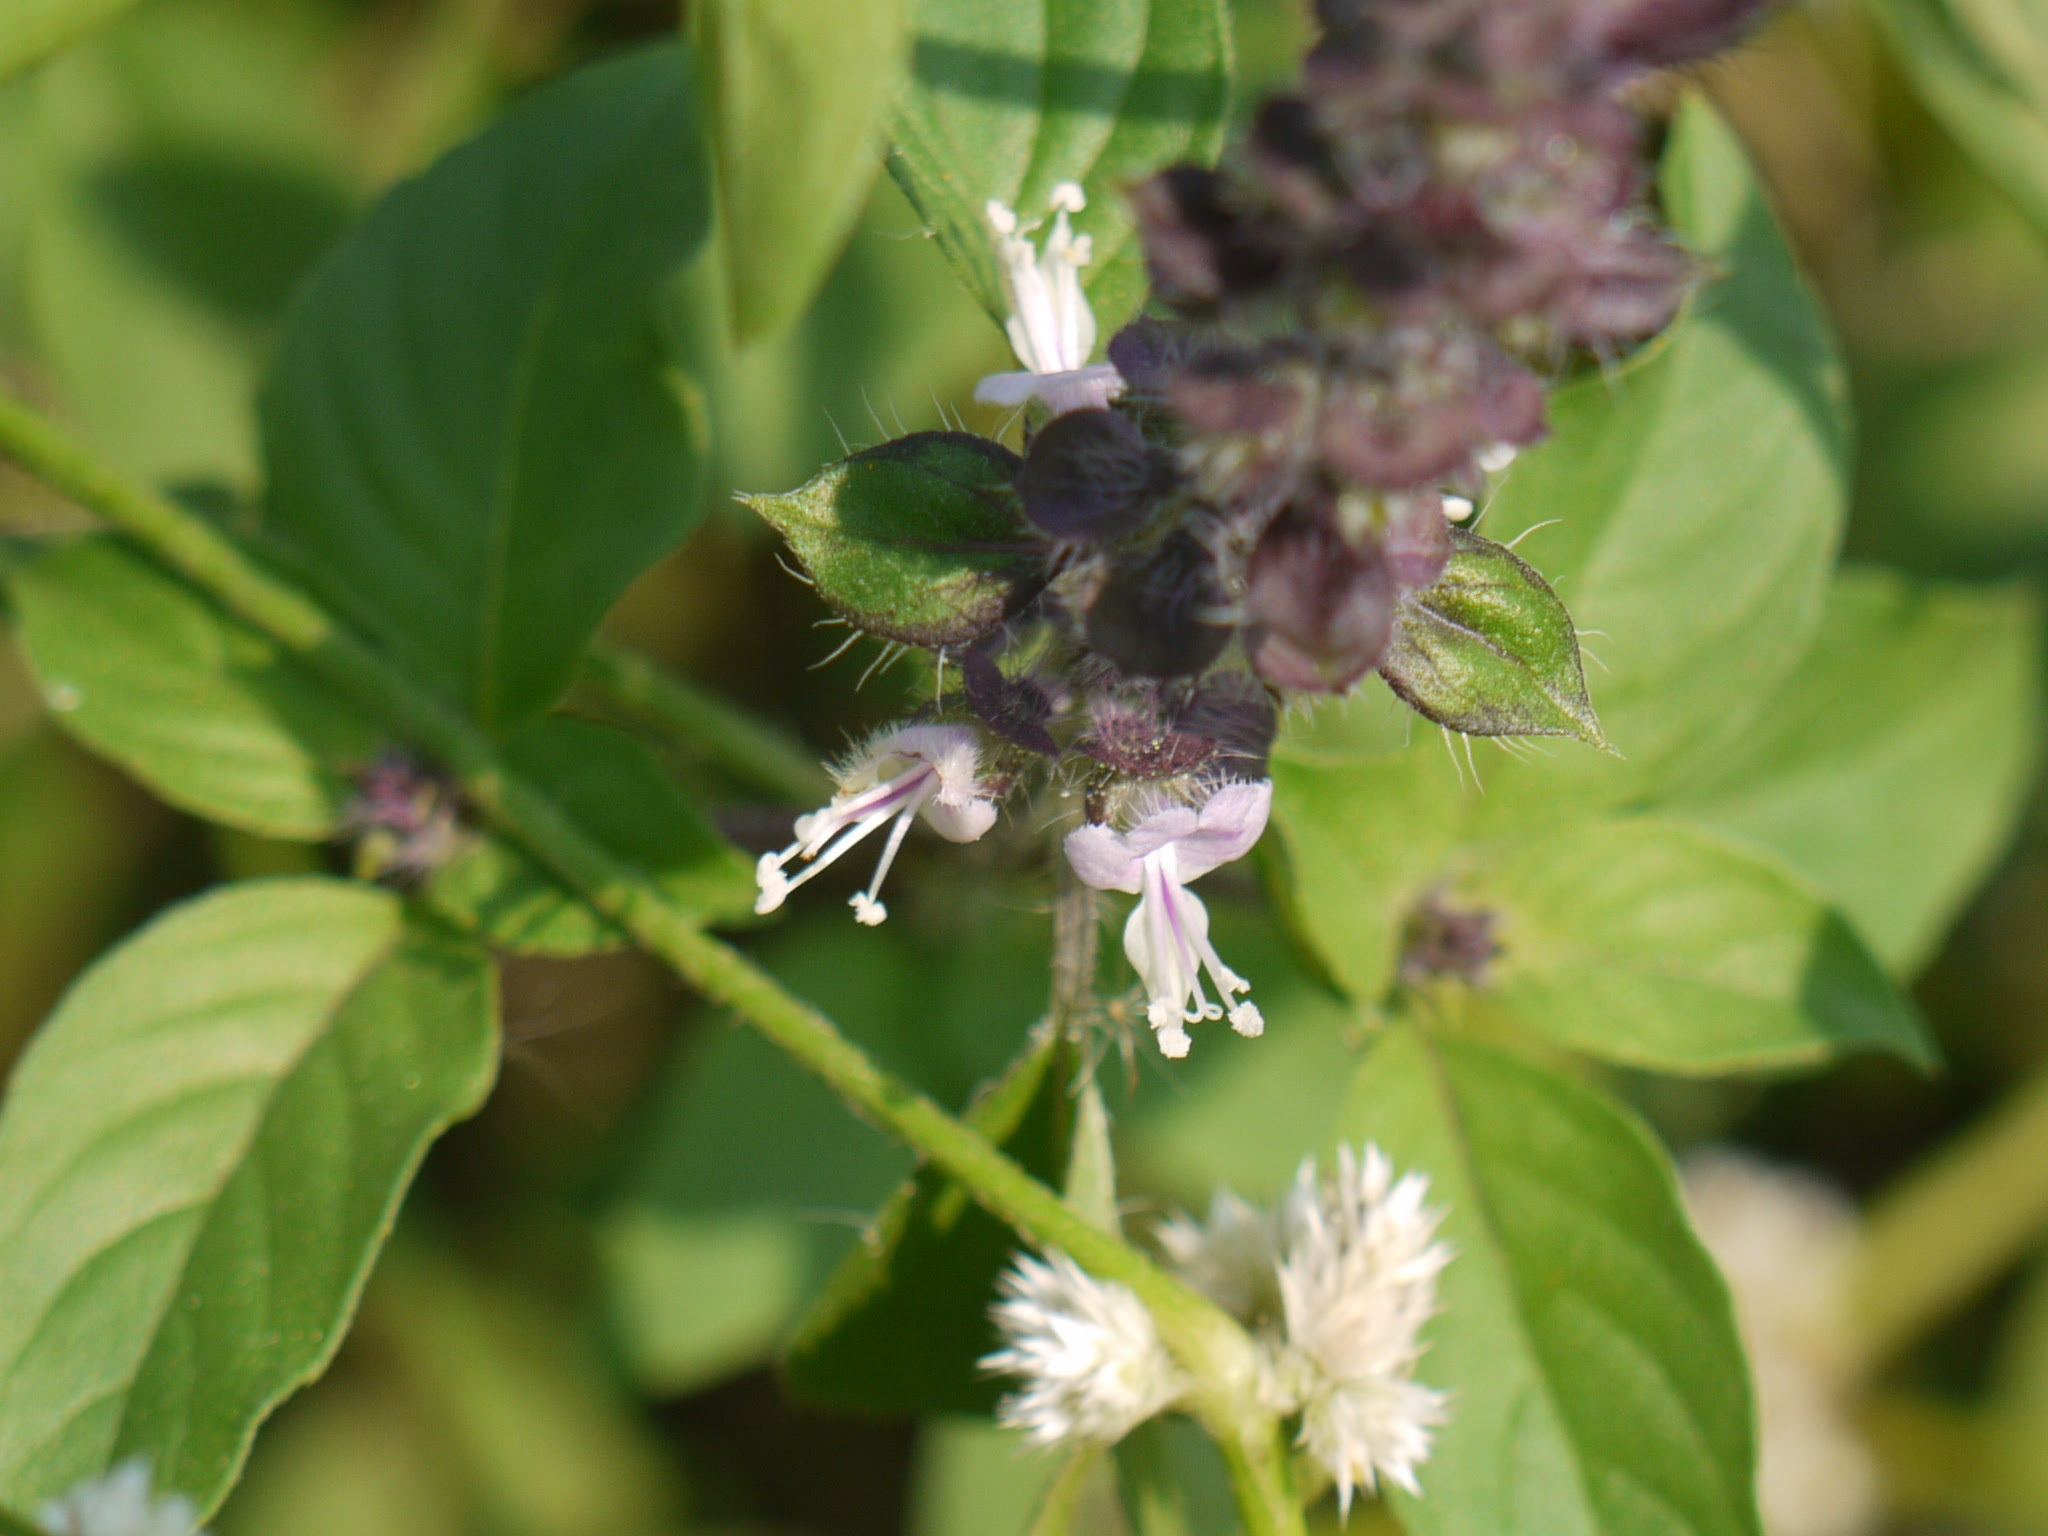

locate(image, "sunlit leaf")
(0, 879), (498, 1517)
(261, 43), (715, 733)
(1660, 568), (2042, 975)
(696, 0), (907, 344)
(1343, 1028), (1761, 1536)
(888, 0), (1232, 337)
(0, 0), (140, 82)
(9, 535), (376, 840)
(1873, 0), (2048, 238)
(1453, 818), (1935, 1075)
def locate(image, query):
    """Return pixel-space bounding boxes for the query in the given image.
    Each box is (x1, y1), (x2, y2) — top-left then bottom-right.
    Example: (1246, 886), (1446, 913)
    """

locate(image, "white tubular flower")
(1272, 1146), (1453, 1514)
(1684, 1151), (1881, 1536)
(41, 1461), (205, 1536)
(755, 724), (998, 927)
(975, 182), (1126, 418)
(1064, 780), (1272, 1058)
(982, 1251), (1188, 1448)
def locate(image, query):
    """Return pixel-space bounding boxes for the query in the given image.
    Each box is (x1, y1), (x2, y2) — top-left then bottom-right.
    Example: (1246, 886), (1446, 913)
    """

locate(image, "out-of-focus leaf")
(1380, 528), (1606, 746)
(1343, 1028), (1760, 1536)
(742, 432), (1036, 648)
(783, 1034), (1070, 1414)
(0, 0), (139, 81)
(262, 43), (715, 733)
(911, 1418), (1072, 1536)
(1265, 743), (1463, 1005)
(889, 0), (1233, 336)
(696, 0), (907, 344)
(599, 898), (1047, 1394)
(9, 535), (376, 840)
(1120, 901), (1364, 1202)
(1455, 818), (1934, 1075)
(1114, 1418), (1235, 1536)
(0, 879), (498, 1517)
(1660, 568), (2042, 975)
(1473, 96), (1849, 811)
(423, 717), (756, 950)
(25, 0), (354, 488)
(1873, 0), (2048, 238)
(365, 1238), (687, 1536)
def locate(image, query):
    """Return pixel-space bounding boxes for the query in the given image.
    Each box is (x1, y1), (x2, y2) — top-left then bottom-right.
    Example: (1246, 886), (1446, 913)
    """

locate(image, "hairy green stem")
(576, 642), (828, 804)
(1855, 1062), (2048, 1366)
(0, 388), (1266, 1400)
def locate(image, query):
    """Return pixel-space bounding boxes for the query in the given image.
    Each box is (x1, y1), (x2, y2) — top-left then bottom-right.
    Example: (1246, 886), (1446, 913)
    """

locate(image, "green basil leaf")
(0, 878), (497, 1517)
(696, 0), (907, 343)
(1452, 818), (1935, 1075)
(1660, 568), (2042, 976)
(261, 43), (715, 733)
(9, 535), (376, 841)
(1343, 1028), (1761, 1536)
(888, 0), (1232, 336)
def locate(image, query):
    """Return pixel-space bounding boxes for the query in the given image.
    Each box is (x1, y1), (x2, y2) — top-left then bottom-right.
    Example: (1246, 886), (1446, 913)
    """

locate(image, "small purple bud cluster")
(343, 750), (464, 880)
(989, 0), (1773, 711)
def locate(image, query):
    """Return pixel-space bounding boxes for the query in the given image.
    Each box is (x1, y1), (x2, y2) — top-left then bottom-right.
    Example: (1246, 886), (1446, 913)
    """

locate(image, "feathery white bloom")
(982, 1251), (1188, 1448)
(1684, 1151), (1881, 1536)
(1272, 1146), (1452, 1513)
(1158, 1188), (1281, 1320)
(755, 723), (997, 926)
(40, 1461), (204, 1536)
(975, 182), (1126, 418)
(1063, 780), (1272, 1058)
(1161, 1146), (1453, 1515)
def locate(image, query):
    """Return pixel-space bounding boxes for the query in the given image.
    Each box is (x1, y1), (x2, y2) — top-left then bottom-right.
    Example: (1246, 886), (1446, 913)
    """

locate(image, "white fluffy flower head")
(1064, 779), (1272, 1057)
(982, 1251), (1188, 1447)
(755, 723), (997, 927)
(40, 1461), (204, 1536)
(1684, 1151), (1880, 1536)
(1165, 1145), (1452, 1516)
(975, 182), (1126, 417)
(1274, 1146), (1452, 1513)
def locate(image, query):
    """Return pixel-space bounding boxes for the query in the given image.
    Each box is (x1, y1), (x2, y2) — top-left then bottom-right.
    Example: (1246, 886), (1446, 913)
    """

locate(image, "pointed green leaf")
(743, 431), (1037, 647)
(1661, 568), (2043, 975)
(423, 717), (757, 951)
(0, 878), (499, 1518)
(261, 43), (716, 733)
(1343, 1028), (1761, 1536)
(696, 0), (907, 344)
(1380, 529), (1605, 746)
(1451, 818), (1935, 1075)
(889, 0), (1232, 336)
(8, 535), (377, 840)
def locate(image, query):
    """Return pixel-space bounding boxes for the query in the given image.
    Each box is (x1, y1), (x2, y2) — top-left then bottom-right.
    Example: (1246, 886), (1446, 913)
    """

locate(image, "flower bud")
(1017, 408), (1173, 543)
(1316, 338), (1545, 492)
(1085, 530), (1234, 679)
(1591, 0), (1781, 70)
(1384, 493), (1454, 591)
(962, 646), (1061, 758)
(1244, 506), (1396, 693)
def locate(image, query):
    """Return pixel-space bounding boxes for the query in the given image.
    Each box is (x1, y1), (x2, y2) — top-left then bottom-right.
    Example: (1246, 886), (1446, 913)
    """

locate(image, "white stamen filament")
(976, 181), (1126, 417)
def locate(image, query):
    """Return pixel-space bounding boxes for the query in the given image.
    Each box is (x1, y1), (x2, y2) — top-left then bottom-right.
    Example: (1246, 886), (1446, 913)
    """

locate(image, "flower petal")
(1171, 779), (1273, 883)
(1064, 823), (1143, 893)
